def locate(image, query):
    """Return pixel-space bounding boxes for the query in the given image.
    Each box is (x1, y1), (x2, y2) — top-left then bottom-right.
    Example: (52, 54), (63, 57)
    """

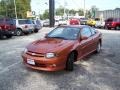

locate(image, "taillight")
(4, 25), (6, 29)
(0, 27), (1, 29)
(4, 25), (10, 30)
(25, 25), (28, 28)
(111, 22), (115, 26)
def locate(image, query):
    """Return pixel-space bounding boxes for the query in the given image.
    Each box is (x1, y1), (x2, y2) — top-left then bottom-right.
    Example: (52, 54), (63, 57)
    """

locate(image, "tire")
(16, 29), (22, 36)
(24, 32), (29, 35)
(0, 34), (4, 39)
(105, 26), (109, 30)
(66, 52), (75, 71)
(95, 42), (101, 53)
(34, 29), (39, 33)
(6, 35), (12, 38)
(115, 26), (119, 30)
(108, 27), (111, 30)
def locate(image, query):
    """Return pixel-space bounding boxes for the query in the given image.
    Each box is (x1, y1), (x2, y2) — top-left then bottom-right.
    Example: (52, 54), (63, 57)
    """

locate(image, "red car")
(69, 18), (80, 25)
(105, 18), (120, 30)
(22, 25), (102, 71)
(0, 18), (16, 39)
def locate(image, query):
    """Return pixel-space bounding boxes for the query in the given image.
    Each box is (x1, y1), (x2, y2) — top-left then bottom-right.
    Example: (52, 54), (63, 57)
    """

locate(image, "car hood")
(27, 38), (75, 53)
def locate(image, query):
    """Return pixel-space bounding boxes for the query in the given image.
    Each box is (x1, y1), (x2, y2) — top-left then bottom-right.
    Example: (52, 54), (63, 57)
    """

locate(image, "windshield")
(47, 27), (80, 40)
(106, 18), (114, 22)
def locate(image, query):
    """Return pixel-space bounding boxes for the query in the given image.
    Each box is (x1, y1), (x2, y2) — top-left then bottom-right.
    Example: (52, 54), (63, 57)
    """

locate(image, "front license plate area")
(27, 59), (35, 65)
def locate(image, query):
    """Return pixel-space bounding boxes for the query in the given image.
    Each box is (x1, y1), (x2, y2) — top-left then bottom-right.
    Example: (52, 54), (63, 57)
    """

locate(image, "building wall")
(95, 8), (120, 20)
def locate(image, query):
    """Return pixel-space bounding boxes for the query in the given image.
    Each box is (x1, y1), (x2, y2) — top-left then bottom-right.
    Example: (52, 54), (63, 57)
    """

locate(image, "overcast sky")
(31, 0), (120, 15)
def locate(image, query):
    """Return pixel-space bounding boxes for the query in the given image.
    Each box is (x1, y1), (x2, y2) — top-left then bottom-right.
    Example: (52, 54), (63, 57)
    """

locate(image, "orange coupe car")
(22, 25), (102, 71)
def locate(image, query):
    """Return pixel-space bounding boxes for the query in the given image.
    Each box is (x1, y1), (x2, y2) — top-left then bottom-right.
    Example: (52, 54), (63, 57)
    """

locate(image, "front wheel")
(95, 43), (101, 53)
(34, 29), (39, 33)
(115, 26), (120, 30)
(16, 29), (23, 36)
(66, 52), (75, 71)
(6, 35), (12, 38)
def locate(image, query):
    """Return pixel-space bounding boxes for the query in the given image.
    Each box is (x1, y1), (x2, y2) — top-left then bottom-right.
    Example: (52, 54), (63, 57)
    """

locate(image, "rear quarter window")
(18, 20), (33, 24)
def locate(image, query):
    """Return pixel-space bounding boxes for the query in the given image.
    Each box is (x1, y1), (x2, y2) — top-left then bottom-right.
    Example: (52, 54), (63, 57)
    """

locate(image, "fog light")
(50, 64), (56, 67)
(52, 64), (56, 67)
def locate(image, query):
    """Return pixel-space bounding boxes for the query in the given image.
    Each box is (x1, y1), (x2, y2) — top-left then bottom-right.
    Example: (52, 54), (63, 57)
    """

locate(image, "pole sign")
(27, 11), (36, 17)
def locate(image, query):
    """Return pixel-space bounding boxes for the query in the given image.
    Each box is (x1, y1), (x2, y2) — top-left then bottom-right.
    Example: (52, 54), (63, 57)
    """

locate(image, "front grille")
(35, 62), (47, 67)
(26, 51), (44, 57)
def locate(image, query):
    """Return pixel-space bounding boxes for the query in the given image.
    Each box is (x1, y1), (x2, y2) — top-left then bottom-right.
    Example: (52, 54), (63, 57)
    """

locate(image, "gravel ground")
(0, 27), (120, 90)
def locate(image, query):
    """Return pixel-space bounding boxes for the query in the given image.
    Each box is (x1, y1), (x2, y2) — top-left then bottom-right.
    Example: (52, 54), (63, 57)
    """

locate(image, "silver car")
(43, 19), (49, 27)
(32, 19), (42, 33)
(14, 19), (34, 36)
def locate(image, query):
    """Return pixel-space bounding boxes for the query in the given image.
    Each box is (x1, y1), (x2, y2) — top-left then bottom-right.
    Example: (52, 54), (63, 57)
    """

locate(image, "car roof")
(58, 25), (88, 29)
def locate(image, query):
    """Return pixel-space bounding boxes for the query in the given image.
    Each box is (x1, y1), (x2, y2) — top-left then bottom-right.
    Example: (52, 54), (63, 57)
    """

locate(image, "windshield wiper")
(47, 36), (68, 40)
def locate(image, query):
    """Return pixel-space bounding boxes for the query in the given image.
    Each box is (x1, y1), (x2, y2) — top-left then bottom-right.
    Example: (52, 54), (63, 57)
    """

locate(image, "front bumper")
(0, 30), (15, 35)
(22, 53), (66, 71)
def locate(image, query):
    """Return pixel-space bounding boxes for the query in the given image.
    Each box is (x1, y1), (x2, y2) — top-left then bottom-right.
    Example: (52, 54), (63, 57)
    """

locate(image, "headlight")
(24, 48), (28, 53)
(45, 53), (56, 58)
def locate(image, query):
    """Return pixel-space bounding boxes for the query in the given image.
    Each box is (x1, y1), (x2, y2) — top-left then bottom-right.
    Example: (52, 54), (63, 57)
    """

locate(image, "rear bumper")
(105, 24), (116, 28)
(22, 29), (34, 33)
(0, 29), (15, 35)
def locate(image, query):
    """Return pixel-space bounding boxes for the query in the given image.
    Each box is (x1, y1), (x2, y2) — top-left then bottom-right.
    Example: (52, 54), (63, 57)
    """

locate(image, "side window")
(90, 28), (96, 35)
(81, 27), (92, 37)
(6, 19), (14, 25)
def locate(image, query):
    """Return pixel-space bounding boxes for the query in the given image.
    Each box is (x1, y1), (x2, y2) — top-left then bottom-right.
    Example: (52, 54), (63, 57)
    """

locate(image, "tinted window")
(18, 20), (33, 24)
(6, 19), (14, 24)
(81, 27), (92, 37)
(95, 18), (100, 21)
(80, 18), (88, 21)
(0, 19), (4, 23)
(106, 18), (113, 22)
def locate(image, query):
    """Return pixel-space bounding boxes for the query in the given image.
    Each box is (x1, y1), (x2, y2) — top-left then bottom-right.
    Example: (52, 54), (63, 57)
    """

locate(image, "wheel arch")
(16, 27), (22, 31)
(68, 50), (78, 62)
(99, 39), (102, 46)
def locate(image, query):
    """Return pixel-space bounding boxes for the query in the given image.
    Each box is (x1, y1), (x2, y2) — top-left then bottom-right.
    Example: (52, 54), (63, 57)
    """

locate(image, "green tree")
(86, 10), (92, 18)
(55, 6), (64, 16)
(78, 9), (84, 16)
(90, 6), (99, 18)
(0, 0), (31, 18)
(42, 10), (49, 19)
(69, 9), (76, 15)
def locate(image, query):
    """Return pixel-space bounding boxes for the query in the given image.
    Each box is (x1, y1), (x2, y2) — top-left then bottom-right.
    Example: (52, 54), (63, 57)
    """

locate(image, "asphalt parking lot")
(0, 27), (120, 90)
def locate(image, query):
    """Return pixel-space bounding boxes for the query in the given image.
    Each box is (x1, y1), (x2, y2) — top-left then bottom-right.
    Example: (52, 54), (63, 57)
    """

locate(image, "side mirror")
(44, 33), (48, 38)
(81, 36), (88, 40)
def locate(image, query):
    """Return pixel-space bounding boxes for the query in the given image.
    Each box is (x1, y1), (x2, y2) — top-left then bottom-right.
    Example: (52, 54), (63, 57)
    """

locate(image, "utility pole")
(49, 0), (55, 27)
(64, 0), (67, 19)
(64, 0), (65, 17)
(14, 0), (17, 19)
